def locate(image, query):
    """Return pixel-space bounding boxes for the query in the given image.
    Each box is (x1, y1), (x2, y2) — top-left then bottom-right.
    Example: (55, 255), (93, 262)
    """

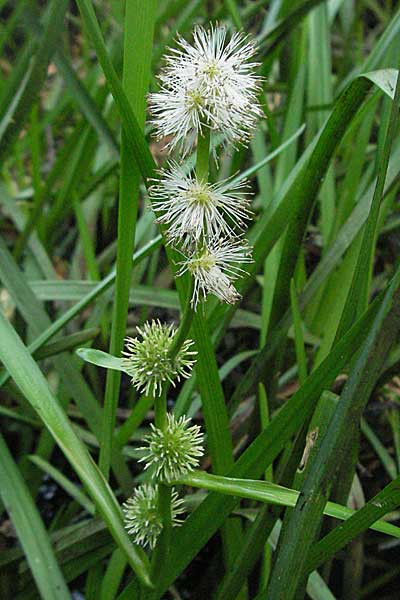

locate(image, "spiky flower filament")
(122, 484), (185, 549)
(121, 320), (197, 397)
(149, 163), (252, 248)
(178, 237), (253, 309)
(139, 413), (204, 482)
(149, 24), (263, 154)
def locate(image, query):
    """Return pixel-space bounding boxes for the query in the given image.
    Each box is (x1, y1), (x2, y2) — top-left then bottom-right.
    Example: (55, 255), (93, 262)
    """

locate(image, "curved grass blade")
(176, 471), (400, 539)
(0, 310), (152, 588)
(28, 455), (95, 515)
(306, 475), (400, 573)
(267, 265), (400, 599)
(75, 0), (156, 182)
(0, 433), (70, 599)
(0, 0), (69, 163)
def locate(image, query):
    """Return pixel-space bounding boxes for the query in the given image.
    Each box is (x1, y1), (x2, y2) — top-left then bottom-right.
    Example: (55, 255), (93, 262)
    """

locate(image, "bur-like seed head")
(121, 320), (197, 397)
(139, 413), (204, 482)
(178, 236), (253, 309)
(149, 24), (263, 154)
(149, 162), (252, 248)
(122, 484), (185, 549)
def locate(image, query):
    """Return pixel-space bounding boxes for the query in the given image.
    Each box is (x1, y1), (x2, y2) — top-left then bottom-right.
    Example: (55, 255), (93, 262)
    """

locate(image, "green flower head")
(121, 320), (197, 397)
(122, 484), (185, 549)
(139, 413), (204, 483)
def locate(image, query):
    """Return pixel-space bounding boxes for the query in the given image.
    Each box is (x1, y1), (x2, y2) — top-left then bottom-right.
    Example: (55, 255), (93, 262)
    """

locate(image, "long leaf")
(267, 265), (400, 598)
(99, 0), (157, 479)
(306, 475), (400, 573)
(0, 310), (152, 588)
(0, 0), (68, 163)
(177, 471), (400, 539)
(0, 433), (70, 599)
(154, 295), (382, 595)
(75, 0), (156, 183)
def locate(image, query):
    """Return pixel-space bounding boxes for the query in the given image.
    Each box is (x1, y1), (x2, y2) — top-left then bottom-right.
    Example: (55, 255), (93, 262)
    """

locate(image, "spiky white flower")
(149, 25), (263, 154)
(139, 413), (204, 482)
(123, 484), (185, 549)
(121, 320), (197, 397)
(149, 162), (252, 247)
(178, 236), (253, 309)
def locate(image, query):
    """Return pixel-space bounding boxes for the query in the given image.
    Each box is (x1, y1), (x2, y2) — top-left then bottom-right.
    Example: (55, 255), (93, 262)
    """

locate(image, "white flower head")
(123, 484), (185, 549)
(149, 24), (263, 154)
(121, 320), (197, 397)
(139, 413), (204, 483)
(178, 236), (253, 309)
(149, 162), (252, 247)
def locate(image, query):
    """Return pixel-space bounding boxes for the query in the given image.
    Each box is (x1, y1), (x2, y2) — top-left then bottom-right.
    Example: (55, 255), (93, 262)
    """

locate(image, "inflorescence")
(150, 162), (252, 248)
(139, 413), (204, 482)
(123, 484), (185, 549)
(149, 24), (262, 154)
(149, 24), (260, 310)
(122, 24), (261, 551)
(121, 320), (197, 397)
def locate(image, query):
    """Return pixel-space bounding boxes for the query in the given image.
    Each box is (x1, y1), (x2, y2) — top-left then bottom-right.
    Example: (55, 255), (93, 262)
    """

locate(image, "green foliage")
(1, 1), (400, 599)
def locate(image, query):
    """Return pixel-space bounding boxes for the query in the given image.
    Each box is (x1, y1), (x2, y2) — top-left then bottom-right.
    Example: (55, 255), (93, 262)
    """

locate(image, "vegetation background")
(1, 0), (400, 598)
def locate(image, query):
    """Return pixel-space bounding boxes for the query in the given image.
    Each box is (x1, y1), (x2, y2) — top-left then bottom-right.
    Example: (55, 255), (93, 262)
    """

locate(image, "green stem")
(150, 484), (172, 585)
(150, 276), (195, 595)
(169, 277), (195, 361)
(154, 388), (167, 432)
(196, 126), (211, 182)
(98, 0), (156, 480)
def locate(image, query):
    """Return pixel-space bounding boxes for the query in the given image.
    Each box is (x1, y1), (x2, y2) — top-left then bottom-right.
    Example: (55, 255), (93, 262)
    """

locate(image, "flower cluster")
(122, 24), (261, 551)
(148, 24), (261, 309)
(121, 320), (197, 397)
(123, 484), (185, 549)
(139, 413), (204, 482)
(150, 162), (252, 248)
(149, 25), (262, 154)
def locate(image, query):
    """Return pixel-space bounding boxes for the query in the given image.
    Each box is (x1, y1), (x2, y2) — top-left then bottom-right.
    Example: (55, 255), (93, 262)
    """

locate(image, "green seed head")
(140, 413), (204, 483)
(122, 484), (185, 549)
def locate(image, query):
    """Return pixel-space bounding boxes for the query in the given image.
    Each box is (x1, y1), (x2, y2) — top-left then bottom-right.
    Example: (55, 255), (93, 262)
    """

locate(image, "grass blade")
(98, 0), (157, 479)
(177, 471), (400, 538)
(0, 310), (152, 588)
(267, 265), (400, 598)
(0, 433), (70, 599)
(306, 475), (400, 573)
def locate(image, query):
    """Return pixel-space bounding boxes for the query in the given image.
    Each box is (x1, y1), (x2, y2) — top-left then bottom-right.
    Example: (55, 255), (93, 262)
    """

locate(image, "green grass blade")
(290, 278), (308, 384)
(0, 433), (70, 599)
(0, 0), (69, 163)
(23, 4), (119, 157)
(267, 265), (400, 599)
(75, 0), (156, 182)
(0, 311), (152, 588)
(361, 418), (398, 480)
(306, 475), (400, 573)
(177, 471), (400, 539)
(99, 0), (156, 479)
(28, 455), (95, 515)
(335, 68), (400, 338)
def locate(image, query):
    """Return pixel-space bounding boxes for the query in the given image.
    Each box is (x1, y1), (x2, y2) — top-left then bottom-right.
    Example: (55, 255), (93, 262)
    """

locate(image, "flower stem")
(154, 388), (167, 431)
(169, 276), (195, 361)
(150, 484), (172, 580)
(196, 126), (211, 182)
